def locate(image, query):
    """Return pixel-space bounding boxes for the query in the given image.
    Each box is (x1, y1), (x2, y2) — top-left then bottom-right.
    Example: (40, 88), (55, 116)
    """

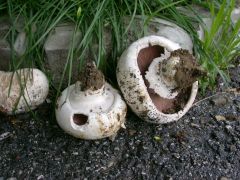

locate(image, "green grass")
(1, 1), (197, 85)
(198, 0), (240, 92)
(1, 0), (239, 104)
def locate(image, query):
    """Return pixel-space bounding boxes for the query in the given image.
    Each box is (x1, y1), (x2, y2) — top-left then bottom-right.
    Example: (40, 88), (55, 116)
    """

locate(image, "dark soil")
(79, 62), (105, 91)
(0, 64), (240, 179)
(172, 49), (206, 90)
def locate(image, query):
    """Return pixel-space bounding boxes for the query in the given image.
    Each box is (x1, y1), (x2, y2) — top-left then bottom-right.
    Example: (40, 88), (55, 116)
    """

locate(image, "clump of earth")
(78, 62), (105, 91)
(172, 49), (206, 90)
(170, 49), (206, 113)
(159, 49), (206, 114)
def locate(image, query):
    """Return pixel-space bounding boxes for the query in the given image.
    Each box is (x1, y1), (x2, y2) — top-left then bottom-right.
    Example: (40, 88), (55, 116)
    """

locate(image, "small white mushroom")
(117, 35), (201, 124)
(55, 62), (127, 140)
(0, 68), (49, 114)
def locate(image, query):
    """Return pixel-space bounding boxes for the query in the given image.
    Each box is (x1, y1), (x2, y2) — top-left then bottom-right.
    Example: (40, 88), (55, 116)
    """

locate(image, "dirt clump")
(79, 62), (105, 91)
(172, 49), (206, 91)
(162, 87), (191, 114)
(162, 49), (206, 114)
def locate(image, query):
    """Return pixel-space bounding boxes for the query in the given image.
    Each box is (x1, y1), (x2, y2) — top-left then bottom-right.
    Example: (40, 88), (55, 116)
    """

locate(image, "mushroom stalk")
(77, 62), (105, 92)
(145, 49), (205, 99)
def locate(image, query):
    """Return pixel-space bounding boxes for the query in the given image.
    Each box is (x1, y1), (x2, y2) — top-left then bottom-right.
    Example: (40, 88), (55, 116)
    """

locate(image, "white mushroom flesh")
(145, 49), (180, 99)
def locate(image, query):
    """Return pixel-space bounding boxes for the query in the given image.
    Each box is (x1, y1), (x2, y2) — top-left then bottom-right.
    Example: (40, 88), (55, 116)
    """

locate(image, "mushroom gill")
(137, 45), (193, 113)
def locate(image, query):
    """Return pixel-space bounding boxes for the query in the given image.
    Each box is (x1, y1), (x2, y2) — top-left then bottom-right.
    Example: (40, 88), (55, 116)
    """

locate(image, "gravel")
(0, 63), (239, 179)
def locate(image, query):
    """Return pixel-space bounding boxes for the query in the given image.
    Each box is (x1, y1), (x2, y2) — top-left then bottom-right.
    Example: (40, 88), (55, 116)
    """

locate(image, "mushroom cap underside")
(117, 36), (198, 124)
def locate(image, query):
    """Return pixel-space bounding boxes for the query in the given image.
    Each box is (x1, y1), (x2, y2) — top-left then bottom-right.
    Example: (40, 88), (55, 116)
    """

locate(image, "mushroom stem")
(75, 62), (105, 92)
(172, 49), (206, 90)
(145, 49), (205, 99)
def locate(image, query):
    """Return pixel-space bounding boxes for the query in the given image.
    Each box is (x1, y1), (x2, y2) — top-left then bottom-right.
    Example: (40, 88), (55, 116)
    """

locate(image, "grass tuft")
(199, 0), (240, 92)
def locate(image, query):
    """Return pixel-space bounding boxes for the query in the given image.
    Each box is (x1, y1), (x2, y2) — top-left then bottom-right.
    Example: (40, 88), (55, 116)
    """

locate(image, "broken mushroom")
(0, 68), (49, 114)
(55, 62), (127, 140)
(117, 35), (202, 124)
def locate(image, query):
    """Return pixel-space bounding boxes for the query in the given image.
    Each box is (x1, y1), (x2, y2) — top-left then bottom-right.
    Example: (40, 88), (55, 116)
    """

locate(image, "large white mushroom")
(0, 68), (49, 114)
(55, 62), (127, 140)
(117, 35), (203, 124)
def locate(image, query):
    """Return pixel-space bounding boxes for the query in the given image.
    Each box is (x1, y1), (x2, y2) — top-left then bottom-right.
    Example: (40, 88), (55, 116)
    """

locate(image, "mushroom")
(55, 62), (127, 140)
(0, 68), (49, 114)
(148, 17), (193, 52)
(117, 35), (203, 124)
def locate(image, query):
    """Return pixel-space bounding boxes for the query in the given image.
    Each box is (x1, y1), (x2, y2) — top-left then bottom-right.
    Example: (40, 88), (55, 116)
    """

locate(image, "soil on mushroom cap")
(163, 87), (192, 114)
(162, 49), (206, 114)
(172, 49), (205, 91)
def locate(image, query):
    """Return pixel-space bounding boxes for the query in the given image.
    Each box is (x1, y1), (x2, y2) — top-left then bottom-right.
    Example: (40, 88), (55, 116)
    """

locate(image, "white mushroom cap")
(150, 18), (193, 52)
(117, 35), (198, 124)
(0, 68), (49, 114)
(55, 82), (127, 140)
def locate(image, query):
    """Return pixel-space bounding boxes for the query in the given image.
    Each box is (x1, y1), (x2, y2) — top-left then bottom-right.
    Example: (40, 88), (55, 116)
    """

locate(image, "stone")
(225, 114), (240, 121)
(211, 95), (231, 107)
(37, 175), (44, 180)
(0, 17), (27, 71)
(72, 152), (79, 155)
(129, 129), (137, 136)
(0, 17), (11, 71)
(215, 115), (226, 121)
(225, 125), (234, 134)
(122, 16), (193, 52)
(44, 23), (112, 87)
(44, 17), (193, 87)
(14, 32), (27, 56)
(0, 39), (11, 70)
(190, 123), (200, 129)
(231, 8), (240, 25)
(7, 178), (17, 180)
(230, 145), (237, 152)
(173, 153), (180, 159)
(177, 5), (212, 40)
(44, 23), (81, 87)
(219, 177), (230, 180)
